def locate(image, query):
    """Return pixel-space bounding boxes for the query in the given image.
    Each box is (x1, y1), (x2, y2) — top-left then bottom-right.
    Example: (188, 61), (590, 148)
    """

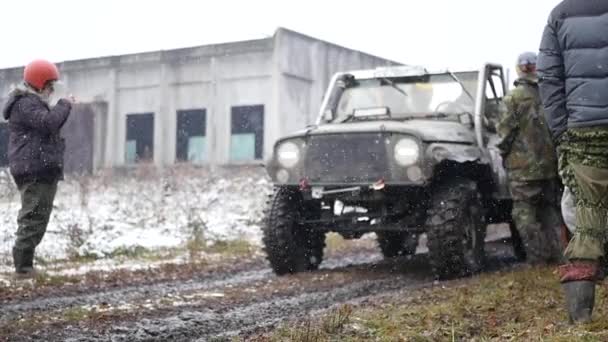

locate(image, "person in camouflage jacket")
(497, 52), (563, 264)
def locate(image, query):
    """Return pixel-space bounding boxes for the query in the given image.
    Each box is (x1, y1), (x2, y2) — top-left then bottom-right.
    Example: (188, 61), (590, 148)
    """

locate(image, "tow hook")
(371, 179), (385, 191)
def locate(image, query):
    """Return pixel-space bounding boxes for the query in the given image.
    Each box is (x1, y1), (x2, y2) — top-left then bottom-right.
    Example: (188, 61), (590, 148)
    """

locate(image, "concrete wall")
(0, 28), (399, 170)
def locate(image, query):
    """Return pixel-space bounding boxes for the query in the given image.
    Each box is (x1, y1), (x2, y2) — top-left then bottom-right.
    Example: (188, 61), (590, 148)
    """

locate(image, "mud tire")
(262, 187), (325, 275)
(376, 232), (418, 259)
(426, 178), (486, 279)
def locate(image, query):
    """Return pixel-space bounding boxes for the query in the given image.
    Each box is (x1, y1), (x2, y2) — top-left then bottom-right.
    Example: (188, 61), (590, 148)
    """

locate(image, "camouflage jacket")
(497, 78), (557, 181)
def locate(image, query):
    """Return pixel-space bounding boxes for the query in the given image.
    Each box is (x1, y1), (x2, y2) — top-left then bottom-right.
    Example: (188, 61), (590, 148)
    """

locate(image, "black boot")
(12, 247), (35, 276)
(509, 222), (527, 262)
(12, 247), (23, 273)
(22, 249), (34, 268)
(519, 223), (551, 264)
(563, 281), (595, 324)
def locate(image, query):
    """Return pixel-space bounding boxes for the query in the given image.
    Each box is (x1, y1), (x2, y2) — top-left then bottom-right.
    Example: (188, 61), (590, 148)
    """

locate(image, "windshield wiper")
(447, 71), (475, 104)
(380, 77), (409, 98)
(395, 113), (451, 121)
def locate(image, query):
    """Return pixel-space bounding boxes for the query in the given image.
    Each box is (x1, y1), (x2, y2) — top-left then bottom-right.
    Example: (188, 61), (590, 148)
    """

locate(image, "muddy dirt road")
(0, 238), (518, 342)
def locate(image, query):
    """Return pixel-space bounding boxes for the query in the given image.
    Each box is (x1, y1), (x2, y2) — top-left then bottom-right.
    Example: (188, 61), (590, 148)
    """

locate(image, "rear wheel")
(377, 231), (418, 258)
(262, 187), (325, 275)
(426, 178), (486, 279)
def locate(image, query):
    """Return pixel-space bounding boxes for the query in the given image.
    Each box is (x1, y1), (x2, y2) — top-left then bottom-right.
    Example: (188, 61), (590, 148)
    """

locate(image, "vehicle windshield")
(330, 71), (479, 123)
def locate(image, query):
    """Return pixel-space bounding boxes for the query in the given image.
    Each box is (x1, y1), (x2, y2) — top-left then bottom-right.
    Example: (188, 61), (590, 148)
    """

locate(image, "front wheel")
(262, 187), (325, 275)
(426, 178), (486, 279)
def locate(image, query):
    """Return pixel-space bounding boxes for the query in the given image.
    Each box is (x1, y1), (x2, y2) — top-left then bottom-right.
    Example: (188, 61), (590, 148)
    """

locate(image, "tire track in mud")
(2, 241), (517, 342)
(0, 250), (382, 321)
(66, 272), (433, 342)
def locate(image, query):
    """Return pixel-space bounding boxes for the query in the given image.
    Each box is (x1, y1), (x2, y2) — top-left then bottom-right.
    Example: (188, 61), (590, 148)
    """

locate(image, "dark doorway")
(230, 105), (264, 161)
(126, 113), (154, 163)
(0, 123), (8, 167)
(176, 109), (206, 163)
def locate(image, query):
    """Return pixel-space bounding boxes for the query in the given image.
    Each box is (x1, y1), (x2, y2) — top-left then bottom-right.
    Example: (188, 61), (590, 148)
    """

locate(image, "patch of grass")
(263, 267), (608, 341)
(0, 317), (41, 337)
(108, 246), (152, 259)
(62, 307), (90, 322)
(64, 253), (101, 264)
(324, 233), (349, 253)
(185, 211), (207, 259)
(265, 305), (354, 342)
(206, 239), (257, 256)
(103, 246), (189, 263)
(34, 273), (80, 287)
(321, 305), (354, 334)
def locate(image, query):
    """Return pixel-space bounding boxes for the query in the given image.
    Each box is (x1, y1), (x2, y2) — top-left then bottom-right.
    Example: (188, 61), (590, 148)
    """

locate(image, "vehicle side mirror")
(459, 113), (474, 128)
(323, 109), (334, 122)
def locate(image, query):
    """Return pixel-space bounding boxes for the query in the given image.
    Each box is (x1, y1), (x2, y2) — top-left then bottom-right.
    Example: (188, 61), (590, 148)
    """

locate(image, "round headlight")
(277, 141), (300, 168)
(394, 138), (419, 166)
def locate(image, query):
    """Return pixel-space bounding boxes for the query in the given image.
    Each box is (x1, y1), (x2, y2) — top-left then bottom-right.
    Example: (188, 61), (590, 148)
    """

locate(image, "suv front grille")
(304, 133), (390, 183)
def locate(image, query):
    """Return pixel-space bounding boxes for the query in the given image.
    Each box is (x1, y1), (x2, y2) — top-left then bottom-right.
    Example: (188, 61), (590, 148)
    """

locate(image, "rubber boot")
(509, 222), (527, 262)
(12, 247), (23, 273)
(563, 281), (595, 324)
(13, 247), (36, 278)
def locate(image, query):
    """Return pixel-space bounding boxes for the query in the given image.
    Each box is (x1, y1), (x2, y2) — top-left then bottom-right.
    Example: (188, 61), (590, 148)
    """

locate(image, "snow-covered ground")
(0, 165), (272, 265)
(0, 164), (514, 274)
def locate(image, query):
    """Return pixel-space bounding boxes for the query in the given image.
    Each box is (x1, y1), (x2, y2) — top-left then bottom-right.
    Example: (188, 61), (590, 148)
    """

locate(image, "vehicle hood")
(280, 120), (476, 144)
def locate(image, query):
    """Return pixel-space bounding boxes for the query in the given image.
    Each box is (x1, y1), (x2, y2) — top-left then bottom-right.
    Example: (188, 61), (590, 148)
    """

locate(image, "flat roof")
(0, 27), (400, 74)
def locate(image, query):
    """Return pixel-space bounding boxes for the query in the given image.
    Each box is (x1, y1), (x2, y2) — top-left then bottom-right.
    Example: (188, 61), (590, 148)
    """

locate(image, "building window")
(230, 105), (264, 161)
(0, 123), (8, 167)
(125, 113), (154, 164)
(176, 109), (207, 163)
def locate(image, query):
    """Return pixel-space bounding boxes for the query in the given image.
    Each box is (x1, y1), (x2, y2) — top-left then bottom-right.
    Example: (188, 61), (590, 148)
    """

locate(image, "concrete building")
(0, 28), (399, 172)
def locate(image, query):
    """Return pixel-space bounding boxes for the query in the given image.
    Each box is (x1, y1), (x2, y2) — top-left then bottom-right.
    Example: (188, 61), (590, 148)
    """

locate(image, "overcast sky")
(1, 0), (561, 72)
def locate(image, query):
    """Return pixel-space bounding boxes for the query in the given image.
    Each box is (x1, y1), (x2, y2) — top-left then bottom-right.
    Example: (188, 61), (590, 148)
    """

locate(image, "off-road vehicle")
(263, 64), (519, 279)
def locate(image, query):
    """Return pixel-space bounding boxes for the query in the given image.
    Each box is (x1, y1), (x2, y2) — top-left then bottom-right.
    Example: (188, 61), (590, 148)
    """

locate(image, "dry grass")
(260, 305), (355, 342)
(262, 266), (608, 341)
(324, 233), (350, 253)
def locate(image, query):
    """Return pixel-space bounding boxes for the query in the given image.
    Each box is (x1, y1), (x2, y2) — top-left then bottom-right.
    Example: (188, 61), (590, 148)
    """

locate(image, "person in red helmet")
(2, 59), (75, 278)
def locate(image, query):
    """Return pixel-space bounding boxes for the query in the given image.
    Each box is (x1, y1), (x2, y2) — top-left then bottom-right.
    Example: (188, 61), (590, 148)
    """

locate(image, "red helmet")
(23, 59), (60, 90)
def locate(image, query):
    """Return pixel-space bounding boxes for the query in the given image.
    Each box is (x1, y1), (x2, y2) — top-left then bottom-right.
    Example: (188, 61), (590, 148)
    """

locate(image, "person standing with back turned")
(497, 52), (563, 265)
(538, 0), (608, 324)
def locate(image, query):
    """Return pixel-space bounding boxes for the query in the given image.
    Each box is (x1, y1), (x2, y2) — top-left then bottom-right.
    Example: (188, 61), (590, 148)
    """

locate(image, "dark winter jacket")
(537, 0), (608, 141)
(2, 86), (72, 185)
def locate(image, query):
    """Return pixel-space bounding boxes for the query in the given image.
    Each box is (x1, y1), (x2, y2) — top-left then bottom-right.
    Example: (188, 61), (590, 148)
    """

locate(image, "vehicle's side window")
(485, 71), (506, 102)
(484, 68), (507, 133)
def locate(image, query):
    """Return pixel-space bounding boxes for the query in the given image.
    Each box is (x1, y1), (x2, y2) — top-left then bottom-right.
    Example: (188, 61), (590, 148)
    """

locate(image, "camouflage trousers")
(559, 127), (608, 261)
(509, 179), (563, 263)
(13, 180), (58, 272)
